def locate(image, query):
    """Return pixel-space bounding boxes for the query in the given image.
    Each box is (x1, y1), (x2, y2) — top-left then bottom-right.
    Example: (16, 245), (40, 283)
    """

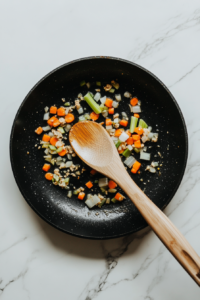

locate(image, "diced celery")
(139, 119), (148, 128)
(49, 145), (57, 151)
(115, 141), (121, 149)
(53, 174), (59, 182)
(122, 149), (131, 158)
(84, 113), (91, 120)
(64, 102), (70, 106)
(94, 180), (98, 184)
(79, 115), (86, 122)
(42, 144), (49, 148)
(111, 198), (117, 203)
(73, 190), (79, 195)
(96, 81), (101, 86)
(130, 116), (138, 133)
(100, 104), (108, 111)
(64, 177), (70, 184)
(58, 127), (65, 134)
(109, 88), (115, 93)
(106, 198), (110, 204)
(84, 92), (102, 114)
(80, 80), (86, 86)
(111, 81), (119, 89)
(133, 147), (141, 153)
(100, 187), (107, 193)
(98, 198), (106, 208)
(56, 147), (63, 153)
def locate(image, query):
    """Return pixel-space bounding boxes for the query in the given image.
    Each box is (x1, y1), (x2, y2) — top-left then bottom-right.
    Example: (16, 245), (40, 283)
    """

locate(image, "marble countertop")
(1, 0), (200, 299)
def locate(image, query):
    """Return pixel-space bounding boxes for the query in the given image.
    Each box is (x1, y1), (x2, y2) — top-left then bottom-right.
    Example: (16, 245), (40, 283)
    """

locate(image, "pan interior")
(10, 57), (188, 239)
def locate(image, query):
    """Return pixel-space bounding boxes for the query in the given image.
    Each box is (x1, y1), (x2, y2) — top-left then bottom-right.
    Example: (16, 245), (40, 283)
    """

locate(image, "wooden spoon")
(69, 121), (200, 285)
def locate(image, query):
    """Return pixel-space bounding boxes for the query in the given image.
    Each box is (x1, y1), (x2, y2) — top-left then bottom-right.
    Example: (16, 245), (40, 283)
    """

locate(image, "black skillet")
(10, 56), (188, 239)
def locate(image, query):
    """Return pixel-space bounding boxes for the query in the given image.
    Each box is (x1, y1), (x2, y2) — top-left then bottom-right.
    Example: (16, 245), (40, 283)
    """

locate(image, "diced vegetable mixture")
(35, 80), (159, 209)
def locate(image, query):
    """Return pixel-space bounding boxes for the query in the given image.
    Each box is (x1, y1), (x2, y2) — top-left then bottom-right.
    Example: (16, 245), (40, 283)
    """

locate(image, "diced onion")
(124, 92), (131, 98)
(49, 132), (53, 137)
(151, 161), (158, 167)
(84, 113), (91, 120)
(108, 189), (117, 193)
(44, 148), (49, 155)
(132, 105), (141, 113)
(98, 178), (108, 188)
(44, 155), (52, 159)
(124, 156), (136, 168)
(106, 125), (112, 130)
(152, 133), (158, 142)
(67, 191), (72, 198)
(86, 82), (91, 88)
(122, 112), (127, 117)
(115, 94), (121, 101)
(66, 161), (73, 168)
(150, 167), (156, 173)
(85, 194), (100, 208)
(102, 111), (108, 118)
(127, 145), (133, 151)
(141, 135), (149, 143)
(77, 107), (84, 114)
(148, 132), (154, 140)
(100, 96), (106, 104)
(94, 92), (101, 101)
(111, 136), (118, 142)
(137, 100), (141, 106)
(113, 118), (119, 123)
(119, 131), (129, 142)
(65, 124), (71, 132)
(43, 112), (50, 120)
(56, 156), (62, 161)
(148, 126), (152, 132)
(140, 151), (151, 161)
(67, 154), (72, 160)
(44, 106), (49, 112)
(42, 125), (51, 132)
(112, 101), (119, 108)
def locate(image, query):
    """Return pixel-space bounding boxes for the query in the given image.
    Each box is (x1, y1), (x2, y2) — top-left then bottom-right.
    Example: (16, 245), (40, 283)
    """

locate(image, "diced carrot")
(119, 120), (128, 127)
(132, 134), (140, 141)
(42, 164), (51, 172)
(35, 127), (43, 135)
(126, 130), (132, 137)
(114, 192), (124, 201)
(45, 173), (53, 180)
(90, 169), (97, 175)
(130, 97), (138, 106)
(57, 107), (66, 116)
(50, 137), (58, 146)
(106, 118), (112, 126)
(65, 113), (75, 123)
(115, 129), (123, 137)
(47, 116), (57, 126)
(134, 140), (141, 148)
(118, 149), (124, 154)
(53, 118), (61, 127)
(78, 192), (85, 200)
(126, 137), (134, 145)
(50, 106), (57, 114)
(42, 134), (50, 142)
(108, 180), (117, 189)
(85, 181), (93, 189)
(134, 127), (144, 135)
(134, 113), (140, 118)
(58, 148), (67, 156)
(90, 112), (99, 120)
(105, 98), (113, 108)
(131, 161), (141, 174)
(108, 108), (114, 114)
(99, 122), (104, 125)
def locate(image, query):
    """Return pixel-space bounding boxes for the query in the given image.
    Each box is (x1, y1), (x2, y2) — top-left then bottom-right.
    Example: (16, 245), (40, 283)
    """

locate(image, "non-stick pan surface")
(10, 57), (188, 239)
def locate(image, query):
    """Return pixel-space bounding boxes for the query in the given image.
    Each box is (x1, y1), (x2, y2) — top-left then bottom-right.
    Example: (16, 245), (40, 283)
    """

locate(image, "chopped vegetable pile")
(35, 80), (160, 209)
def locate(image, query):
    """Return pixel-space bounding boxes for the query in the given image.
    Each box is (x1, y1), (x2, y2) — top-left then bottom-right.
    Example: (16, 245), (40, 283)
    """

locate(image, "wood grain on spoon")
(69, 121), (200, 286)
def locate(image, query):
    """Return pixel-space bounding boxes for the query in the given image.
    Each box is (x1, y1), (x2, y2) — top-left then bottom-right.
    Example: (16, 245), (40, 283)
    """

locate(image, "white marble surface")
(1, 0), (200, 299)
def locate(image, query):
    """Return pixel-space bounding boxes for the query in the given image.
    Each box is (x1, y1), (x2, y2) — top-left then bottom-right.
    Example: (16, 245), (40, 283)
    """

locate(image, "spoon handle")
(116, 173), (200, 286)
